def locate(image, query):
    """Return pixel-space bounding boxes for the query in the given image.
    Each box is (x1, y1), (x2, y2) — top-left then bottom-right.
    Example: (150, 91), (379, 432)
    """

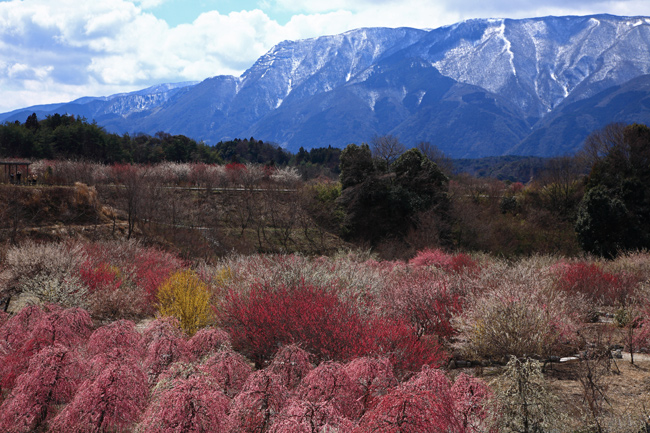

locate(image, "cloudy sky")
(1, 0), (650, 113)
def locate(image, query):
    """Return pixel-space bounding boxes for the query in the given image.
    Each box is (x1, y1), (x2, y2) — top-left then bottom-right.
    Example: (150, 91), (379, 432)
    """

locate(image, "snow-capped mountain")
(415, 15), (650, 119)
(3, 14), (650, 158)
(0, 81), (197, 125)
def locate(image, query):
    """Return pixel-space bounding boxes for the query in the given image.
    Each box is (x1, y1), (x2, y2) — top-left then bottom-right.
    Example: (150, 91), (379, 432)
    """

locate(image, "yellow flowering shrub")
(157, 270), (214, 336)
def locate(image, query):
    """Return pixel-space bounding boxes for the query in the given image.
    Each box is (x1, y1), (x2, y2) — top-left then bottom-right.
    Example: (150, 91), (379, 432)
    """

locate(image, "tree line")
(0, 113), (343, 177)
(2, 113), (649, 258)
(334, 125), (650, 258)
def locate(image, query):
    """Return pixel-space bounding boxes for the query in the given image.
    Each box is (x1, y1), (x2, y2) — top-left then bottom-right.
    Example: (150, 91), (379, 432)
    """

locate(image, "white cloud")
(1, 0), (650, 113)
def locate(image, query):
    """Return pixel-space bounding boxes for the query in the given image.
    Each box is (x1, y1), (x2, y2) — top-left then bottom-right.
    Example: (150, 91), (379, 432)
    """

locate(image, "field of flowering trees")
(1, 239), (650, 432)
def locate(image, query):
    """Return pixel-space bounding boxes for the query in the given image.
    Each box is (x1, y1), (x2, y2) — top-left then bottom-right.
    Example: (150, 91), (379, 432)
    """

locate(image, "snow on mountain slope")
(232, 28), (426, 116)
(417, 15), (650, 118)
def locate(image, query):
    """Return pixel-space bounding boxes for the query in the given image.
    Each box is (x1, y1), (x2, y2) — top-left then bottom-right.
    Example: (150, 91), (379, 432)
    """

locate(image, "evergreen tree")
(576, 123), (650, 257)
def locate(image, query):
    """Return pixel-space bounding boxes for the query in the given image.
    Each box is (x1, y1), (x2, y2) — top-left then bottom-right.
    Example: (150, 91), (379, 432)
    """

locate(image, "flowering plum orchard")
(1, 241), (650, 431)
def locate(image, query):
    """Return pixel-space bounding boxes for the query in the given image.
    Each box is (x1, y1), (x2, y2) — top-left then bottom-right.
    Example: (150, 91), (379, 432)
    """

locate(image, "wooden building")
(0, 160), (31, 184)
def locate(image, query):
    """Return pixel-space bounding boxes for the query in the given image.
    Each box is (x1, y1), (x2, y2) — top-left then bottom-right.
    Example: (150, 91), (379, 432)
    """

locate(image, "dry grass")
(546, 356), (650, 432)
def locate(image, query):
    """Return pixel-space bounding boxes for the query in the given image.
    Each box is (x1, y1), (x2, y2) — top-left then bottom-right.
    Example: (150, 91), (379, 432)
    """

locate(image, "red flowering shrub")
(225, 162), (247, 184)
(220, 282), (445, 374)
(200, 349), (252, 397)
(449, 253), (480, 274)
(132, 248), (185, 309)
(219, 283), (373, 367)
(80, 241), (183, 318)
(510, 182), (525, 193)
(0, 345), (85, 433)
(78, 258), (143, 321)
(78, 261), (122, 293)
(369, 317), (445, 375)
(552, 261), (633, 306)
(409, 249), (479, 274)
(78, 259), (140, 322)
(138, 376), (230, 433)
(409, 248), (452, 268)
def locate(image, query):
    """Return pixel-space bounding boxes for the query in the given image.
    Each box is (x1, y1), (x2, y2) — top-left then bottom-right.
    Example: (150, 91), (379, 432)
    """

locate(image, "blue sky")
(2, 0), (650, 112)
(150, 0), (295, 26)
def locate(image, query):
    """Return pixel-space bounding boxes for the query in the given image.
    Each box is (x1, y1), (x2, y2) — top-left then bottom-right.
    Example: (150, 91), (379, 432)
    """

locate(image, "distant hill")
(2, 15), (650, 158)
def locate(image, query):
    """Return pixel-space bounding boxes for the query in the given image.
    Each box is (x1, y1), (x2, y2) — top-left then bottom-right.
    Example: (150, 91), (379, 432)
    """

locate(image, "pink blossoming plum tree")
(138, 376), (230, 433)
(49, 356), (148, 433)
(0, 305), (91, 390)
(269, 398), (354, 433)
(268, 345), (313, 390)
(187, 327), (231, 361)
(297, 361), (363, 421)
(343, 357), (398, 413)
(86, 319), (144, 361)
(199, 349), (253, 397)
(142, 317), (189, 383)
(0, 344), (85, 433)
(227, 370), (289, 433)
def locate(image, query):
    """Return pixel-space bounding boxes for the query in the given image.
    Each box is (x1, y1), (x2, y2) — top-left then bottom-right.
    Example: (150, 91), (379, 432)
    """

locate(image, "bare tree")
(370, 134), (406, 166)
(110, 164), (151, 239)
(417, 141), (454, 175)
(579, 122), (626, 168)
(576, 330), (615, 433)
(535, 155), (585, 221)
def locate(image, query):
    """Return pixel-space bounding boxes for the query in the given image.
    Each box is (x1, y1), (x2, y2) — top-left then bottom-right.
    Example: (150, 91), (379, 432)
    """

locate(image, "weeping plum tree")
(297, 361), (363, 421)
(138, 376), (230, 433)
(0, 345), (85, 433)
(142, 317), (189, 383)
(49, 357), (148, 433)
(268, 344), (313, 390)
(199, 349), (252, 397)
(269, 398), (355, 433)
(226, 370), (289, 433)
(356, 367), (494, 433)
(86, 319), (144, 361)
(355, 388), (460, 433)
(343, 357), (398, 413)
(0, 305), (91, 391)
(187, 327), (231, 360)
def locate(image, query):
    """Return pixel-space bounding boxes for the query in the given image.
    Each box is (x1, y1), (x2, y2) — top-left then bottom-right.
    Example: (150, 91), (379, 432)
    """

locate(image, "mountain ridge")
(2, 15), (650, 158)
